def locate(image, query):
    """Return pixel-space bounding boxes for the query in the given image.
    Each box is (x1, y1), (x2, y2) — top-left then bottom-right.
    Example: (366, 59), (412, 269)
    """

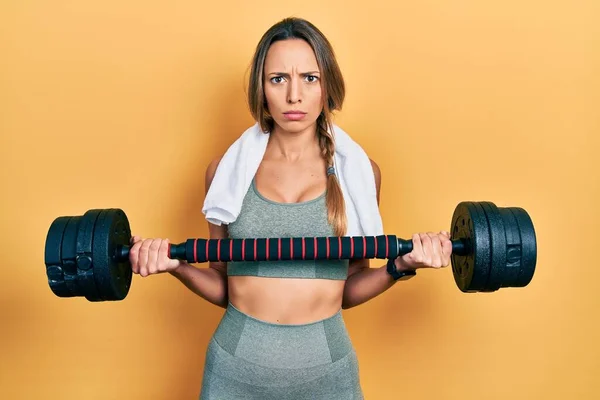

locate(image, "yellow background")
(1, 0), (598, 399)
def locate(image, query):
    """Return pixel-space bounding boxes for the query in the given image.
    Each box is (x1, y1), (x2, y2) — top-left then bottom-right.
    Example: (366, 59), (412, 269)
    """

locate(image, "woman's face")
(263, 39), (323, 133)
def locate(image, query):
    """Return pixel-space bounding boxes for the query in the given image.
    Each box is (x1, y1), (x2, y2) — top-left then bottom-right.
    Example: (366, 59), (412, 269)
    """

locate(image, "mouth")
(283, 111), (307, 121)
(283, 110), (307, 115)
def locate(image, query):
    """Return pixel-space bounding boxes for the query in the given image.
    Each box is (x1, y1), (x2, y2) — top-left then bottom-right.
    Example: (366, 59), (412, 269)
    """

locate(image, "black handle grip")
(117, 235), (469, 263)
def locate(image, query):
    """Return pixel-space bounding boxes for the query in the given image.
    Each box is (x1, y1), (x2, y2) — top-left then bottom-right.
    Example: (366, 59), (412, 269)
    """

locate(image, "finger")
(139, 239), (151, 277)
(428, 232), (443, 268)
(129, 236), (143, 273)
(437, 231), (452, 266)
(442, 235), (453, 266)
(129, 242), (140, 274)
(419, 233), (433, 265)
(158, 238), (171, 270)
(147, 239), (161, 274)
(130, 235), (142, 244)
(410, 233), (424, 263)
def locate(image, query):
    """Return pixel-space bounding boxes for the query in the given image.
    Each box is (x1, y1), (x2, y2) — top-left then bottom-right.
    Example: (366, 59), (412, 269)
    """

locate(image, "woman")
(129, 17), (452, 399)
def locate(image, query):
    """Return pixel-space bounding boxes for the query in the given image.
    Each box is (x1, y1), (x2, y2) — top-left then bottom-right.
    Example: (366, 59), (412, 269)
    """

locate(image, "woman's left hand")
(395, 231), (453, 271)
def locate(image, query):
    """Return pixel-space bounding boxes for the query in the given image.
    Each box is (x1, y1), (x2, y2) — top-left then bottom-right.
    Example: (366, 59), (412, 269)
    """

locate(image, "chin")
(275, 118), (318, 134)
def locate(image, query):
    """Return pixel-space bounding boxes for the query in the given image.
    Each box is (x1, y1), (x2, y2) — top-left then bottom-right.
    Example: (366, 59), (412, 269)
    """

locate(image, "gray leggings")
(199, 302), (364, 399)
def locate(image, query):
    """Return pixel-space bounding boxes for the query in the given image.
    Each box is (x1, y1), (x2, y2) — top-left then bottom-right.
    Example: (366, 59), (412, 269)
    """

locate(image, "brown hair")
(247, 17), (347, 236)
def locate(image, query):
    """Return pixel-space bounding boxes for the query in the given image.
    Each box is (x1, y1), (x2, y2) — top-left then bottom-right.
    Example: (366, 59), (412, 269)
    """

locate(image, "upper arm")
(205, 156), (228, 275)
(347, 158), (382, 276)
(370, 158), (381, 206)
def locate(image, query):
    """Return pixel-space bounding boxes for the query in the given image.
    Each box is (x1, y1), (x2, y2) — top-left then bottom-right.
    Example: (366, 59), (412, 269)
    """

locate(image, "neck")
(266, 123), (320, 162)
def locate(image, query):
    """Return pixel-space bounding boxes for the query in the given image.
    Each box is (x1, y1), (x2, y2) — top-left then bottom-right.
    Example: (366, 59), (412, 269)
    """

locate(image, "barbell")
(43, 201), (537, 301)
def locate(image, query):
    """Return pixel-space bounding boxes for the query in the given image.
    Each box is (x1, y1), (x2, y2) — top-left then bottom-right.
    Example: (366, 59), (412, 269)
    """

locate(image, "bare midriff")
(228, 276), (345, 324)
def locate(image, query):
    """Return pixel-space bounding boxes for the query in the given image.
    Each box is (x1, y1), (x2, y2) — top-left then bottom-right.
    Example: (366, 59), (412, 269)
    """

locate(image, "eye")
(305, 75), (319, 83)
(270, 76), (285, 84)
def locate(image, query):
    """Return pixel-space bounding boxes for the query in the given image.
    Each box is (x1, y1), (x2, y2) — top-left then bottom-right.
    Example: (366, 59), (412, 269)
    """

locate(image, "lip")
(283, 111), (307, 121)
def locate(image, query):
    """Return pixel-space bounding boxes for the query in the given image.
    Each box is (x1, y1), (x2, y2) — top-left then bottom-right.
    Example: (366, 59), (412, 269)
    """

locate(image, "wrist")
(386, 258), (416, 281)
(394, 257), (415, 272)
(169, 261), (188, 277)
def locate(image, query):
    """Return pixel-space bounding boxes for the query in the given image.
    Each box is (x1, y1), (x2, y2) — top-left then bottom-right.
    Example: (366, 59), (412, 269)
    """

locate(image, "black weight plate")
(497, 207), (522, 287)
(450, 203), (476, 291)
(93, 208), (132, 301)
(47, 265), (71, 297)
(76, 209), (104, 302)
(450, 202), (491, 292)
(479, 202), (507, 292)
(110, 209), (133, 300)
(44, 216), (72, 297)
(61, 216), (84, 297)
(469, 202), (493, 292)
(510, 207), (537, 287)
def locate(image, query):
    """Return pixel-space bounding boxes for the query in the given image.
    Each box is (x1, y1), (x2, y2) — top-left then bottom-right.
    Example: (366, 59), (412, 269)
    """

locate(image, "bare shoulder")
(369, 158), (381, 204)
(205, 155), (224, 193)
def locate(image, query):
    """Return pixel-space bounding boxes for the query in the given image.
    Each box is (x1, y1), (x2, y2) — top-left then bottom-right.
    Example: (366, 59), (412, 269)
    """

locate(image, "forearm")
(169, 262), (228, 308)
(342, 264), (397, 309)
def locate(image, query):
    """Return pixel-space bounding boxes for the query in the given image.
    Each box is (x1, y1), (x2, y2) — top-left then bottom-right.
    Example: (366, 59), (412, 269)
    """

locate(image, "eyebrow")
(267, 71), (320, 77)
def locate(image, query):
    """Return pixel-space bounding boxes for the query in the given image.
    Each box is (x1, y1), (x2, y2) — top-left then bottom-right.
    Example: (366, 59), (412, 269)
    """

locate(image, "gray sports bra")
(226, 178), (349, 280)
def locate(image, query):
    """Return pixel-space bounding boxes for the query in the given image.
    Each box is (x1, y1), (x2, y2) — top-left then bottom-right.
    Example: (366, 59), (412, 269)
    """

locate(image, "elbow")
(341, 297), (356, 310)
(217, 297), (229, 309)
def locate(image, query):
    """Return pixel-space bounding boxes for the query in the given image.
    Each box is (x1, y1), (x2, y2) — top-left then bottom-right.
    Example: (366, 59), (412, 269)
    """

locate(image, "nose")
(287, 77), (302, 104)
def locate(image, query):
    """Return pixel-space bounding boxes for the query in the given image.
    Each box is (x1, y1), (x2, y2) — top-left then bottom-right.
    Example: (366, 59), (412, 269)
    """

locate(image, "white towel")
(202, 122), (384, 237)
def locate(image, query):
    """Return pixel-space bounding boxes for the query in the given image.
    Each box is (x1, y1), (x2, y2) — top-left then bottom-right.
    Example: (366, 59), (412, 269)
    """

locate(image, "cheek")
(263, 87), (273, 107)
(263, 86), (282, 111)
(308, 87), (324, 111)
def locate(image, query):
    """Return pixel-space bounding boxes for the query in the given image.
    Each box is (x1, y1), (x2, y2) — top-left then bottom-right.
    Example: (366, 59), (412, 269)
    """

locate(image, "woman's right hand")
(129, 236), (182, 277)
